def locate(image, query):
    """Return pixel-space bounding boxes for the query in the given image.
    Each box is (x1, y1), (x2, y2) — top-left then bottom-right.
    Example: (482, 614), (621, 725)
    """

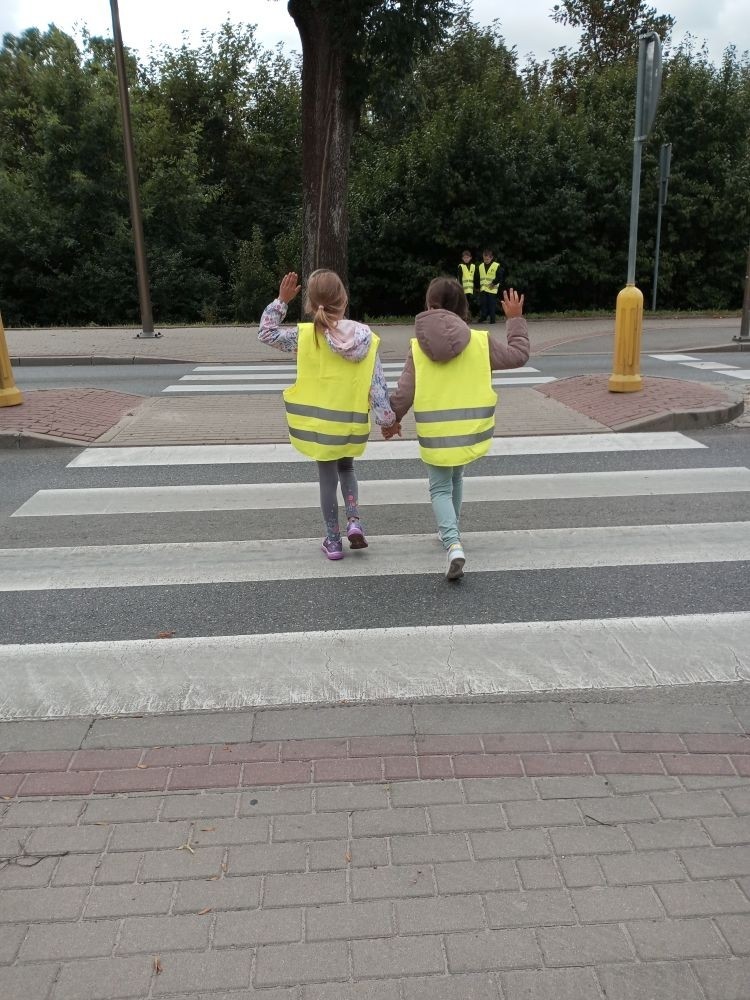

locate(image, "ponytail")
(304, 269), (348, 348)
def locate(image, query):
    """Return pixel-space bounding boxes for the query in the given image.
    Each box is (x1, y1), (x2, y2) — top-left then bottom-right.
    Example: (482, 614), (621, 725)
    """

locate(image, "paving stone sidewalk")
(1, 700), (749, 1000)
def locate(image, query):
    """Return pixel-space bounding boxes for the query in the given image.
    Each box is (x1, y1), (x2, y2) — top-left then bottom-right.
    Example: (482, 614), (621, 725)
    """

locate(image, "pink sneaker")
(321, 538), (344, 561)
(346, 519), (368, 549)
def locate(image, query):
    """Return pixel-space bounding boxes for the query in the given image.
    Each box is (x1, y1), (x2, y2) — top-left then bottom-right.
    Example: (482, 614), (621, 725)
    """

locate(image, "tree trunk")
(289, 2), (354, 288)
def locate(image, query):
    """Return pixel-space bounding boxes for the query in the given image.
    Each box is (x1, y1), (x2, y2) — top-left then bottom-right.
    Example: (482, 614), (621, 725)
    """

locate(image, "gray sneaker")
(446, 543), (465, 580)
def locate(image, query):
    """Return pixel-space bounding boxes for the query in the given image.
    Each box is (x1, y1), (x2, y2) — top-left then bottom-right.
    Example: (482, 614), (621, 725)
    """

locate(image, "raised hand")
(278, 272), (301, 304)
(501, 288), (525, 318)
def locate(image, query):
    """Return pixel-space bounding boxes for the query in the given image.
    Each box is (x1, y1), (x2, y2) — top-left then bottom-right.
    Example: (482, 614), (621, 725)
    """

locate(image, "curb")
(10, 355), (189, 366)
(610, 395), (745, 433)
(0, 430), (90, 450)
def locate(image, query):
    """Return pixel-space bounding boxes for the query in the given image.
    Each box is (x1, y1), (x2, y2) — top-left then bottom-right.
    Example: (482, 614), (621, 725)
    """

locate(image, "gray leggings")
(317, 458), (360, 541)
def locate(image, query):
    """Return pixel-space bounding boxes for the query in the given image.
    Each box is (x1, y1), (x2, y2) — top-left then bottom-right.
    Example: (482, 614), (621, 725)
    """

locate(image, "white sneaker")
(446, 543), (465, 580)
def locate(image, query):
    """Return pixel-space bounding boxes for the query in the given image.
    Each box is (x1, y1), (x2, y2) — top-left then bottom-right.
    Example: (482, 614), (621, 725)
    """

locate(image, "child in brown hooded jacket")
(384, 277), (529, 579)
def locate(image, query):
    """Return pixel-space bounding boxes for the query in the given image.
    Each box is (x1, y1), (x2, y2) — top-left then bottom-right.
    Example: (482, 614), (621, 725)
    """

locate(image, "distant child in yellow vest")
(259, 270), (397, 560)
(385, 277), (528, 579)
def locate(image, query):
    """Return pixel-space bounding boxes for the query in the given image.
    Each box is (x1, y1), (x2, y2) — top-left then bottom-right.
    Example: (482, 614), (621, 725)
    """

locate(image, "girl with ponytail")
(259, 269), (397, 560)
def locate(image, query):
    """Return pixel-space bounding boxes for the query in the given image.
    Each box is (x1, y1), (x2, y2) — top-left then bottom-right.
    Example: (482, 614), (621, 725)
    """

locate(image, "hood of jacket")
(414, 309), (471, 362)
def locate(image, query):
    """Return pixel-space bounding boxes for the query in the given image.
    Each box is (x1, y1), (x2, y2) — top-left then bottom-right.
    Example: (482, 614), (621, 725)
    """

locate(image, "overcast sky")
(0, 0), (745, 65)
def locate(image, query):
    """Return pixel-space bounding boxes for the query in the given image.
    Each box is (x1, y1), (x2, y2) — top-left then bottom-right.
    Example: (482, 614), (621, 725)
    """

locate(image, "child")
(457, 249), (477, 318)
(385, 277), (528, 579)
(478, 249), (504, 324)
(259, 270), (396, 560)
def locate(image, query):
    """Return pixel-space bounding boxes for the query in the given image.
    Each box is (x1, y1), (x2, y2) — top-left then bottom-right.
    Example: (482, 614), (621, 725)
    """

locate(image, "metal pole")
(110, 0), (157, 338)
(652, 195), (663, 312)
(734, 242), (750, 344)
(626, 36), (649, 286)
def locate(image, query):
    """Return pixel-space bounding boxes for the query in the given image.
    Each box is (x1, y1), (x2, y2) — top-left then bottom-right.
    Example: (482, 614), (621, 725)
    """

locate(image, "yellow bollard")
(608, 283), (644, 393)
(0, 313), (23, 407)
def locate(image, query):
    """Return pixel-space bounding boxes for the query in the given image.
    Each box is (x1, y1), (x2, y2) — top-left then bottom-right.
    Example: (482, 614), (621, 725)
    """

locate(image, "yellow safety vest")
(479, 261), (500, 294)
(283, 323), (378, 461)
(459, 263), (476, 295)
(412, 329), (497, 467)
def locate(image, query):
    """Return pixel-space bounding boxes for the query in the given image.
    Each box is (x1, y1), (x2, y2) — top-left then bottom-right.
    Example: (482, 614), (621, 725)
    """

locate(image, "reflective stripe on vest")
(459, 263), (475, 294)
(283, 323), (378, 461)
(479, 261), (500, 294)
(412, 329), (497, 467)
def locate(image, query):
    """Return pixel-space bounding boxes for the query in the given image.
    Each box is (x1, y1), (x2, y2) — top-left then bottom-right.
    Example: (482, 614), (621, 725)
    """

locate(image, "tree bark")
(289, 2), (354, 288)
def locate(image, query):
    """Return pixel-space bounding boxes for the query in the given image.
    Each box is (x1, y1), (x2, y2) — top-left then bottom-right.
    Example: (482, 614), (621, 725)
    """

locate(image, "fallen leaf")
(221, 862), (228, 873)
(208, 874), (220, 881)
(200, 827), (216, 832)
(93, 821), (110, 826)
(197, 907), (212, 915)
(136, 764), (148, 770)
(156, 631), (176, 639)
(344, 851), (352, 863)
(153, 956), (163, 975)
(176, 843), (195, 854)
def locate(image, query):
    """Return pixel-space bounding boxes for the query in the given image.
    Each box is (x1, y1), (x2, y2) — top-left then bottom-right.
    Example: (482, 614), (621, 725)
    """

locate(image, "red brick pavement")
(1, 732), (749, 798)
(537, 374), (739, 430)
(0, 388), (142, 443)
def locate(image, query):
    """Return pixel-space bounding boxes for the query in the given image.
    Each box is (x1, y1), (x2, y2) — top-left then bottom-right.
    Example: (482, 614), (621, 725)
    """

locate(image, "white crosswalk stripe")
(162, 362), (555, 393)
(2, 430), (749, 719)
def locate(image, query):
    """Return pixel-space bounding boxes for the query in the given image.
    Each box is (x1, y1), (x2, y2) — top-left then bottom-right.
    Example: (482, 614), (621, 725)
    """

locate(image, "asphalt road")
(11, 351), (750, 396)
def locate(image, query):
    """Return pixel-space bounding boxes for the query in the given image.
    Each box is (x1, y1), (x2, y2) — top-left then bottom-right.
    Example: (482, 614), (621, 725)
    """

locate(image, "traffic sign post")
(652, 142), (672, 311)
(610, 32), (663, 393)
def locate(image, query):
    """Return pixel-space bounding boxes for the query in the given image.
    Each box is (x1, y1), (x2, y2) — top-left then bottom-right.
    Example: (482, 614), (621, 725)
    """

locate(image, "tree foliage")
(0, 9), (748, 326)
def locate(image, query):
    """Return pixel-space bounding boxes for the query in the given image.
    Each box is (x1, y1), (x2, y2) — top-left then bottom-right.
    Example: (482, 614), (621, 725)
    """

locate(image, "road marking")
(163, 376), (555, 392)
(679, 361), (739, 370)
(714, 370), (750, 380)
(2, 613), (749, 717)
(15, 468), (750, 517)
(649, 354), (700, 361)
(67, 433), (706, 467)
(191, 363), (541, 375)
(2, 522), (748, 590)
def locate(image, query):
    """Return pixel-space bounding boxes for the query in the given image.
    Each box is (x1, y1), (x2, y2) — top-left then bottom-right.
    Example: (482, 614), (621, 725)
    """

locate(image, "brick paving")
(1, 727), (749, 998)
(538, 375), (742, 431)
(102, 389), (604, 446)
(0, 389), (143, 444)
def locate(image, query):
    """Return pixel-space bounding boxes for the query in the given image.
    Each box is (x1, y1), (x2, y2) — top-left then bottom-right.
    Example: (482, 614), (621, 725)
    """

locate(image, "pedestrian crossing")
(648, 353), (750, 380)
(161, 361), (557, 394)
(2, 431), (750, 719)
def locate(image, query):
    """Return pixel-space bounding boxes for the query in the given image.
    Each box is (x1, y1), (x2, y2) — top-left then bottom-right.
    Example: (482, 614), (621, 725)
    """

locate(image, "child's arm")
(258, 272), (302, 353)
(387, 349), (415, 422)
(489, 288), (530, 370)
(369, 355), (397, 428)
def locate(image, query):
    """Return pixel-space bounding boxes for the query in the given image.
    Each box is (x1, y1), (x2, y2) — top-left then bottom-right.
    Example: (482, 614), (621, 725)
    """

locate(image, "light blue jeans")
(427, 465), (465, 549)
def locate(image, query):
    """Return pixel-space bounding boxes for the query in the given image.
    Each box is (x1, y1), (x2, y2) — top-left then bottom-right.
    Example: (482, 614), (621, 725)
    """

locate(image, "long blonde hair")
(304, 269), (348, 346)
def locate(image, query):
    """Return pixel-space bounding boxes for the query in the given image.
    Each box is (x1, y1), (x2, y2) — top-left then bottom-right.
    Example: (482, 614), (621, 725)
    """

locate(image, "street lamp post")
(734, 243), (750, 345)
(110, 0), (159, 338)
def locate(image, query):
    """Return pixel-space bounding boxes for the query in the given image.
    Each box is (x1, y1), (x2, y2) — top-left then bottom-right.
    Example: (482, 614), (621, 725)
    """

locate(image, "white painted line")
(193, 363), (410, 373)
(715, 370), (750, 380)
(2, 613), (749, 718)
(491, 376), (556, 385)
(680, 362), (739, 370)
(166, 377), (551, 392)
(67, 433), (706, 467)
(649, 354), (700, 361)
(163, 384), (293, 393)
(15, 468), (750, 518)
(2, 522), (748, 591)
(181, 373), (300, 382)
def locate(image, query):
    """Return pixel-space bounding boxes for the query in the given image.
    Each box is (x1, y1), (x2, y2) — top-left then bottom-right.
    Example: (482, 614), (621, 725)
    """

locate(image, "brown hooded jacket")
(388, 309), (530, 422)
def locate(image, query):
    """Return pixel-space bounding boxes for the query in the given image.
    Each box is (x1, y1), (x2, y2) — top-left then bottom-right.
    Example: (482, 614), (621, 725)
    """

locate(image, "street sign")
(639, 32), (663, 138)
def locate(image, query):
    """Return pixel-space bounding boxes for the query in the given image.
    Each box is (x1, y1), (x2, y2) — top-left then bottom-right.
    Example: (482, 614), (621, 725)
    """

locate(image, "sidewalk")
(1, 696), (749, 999)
